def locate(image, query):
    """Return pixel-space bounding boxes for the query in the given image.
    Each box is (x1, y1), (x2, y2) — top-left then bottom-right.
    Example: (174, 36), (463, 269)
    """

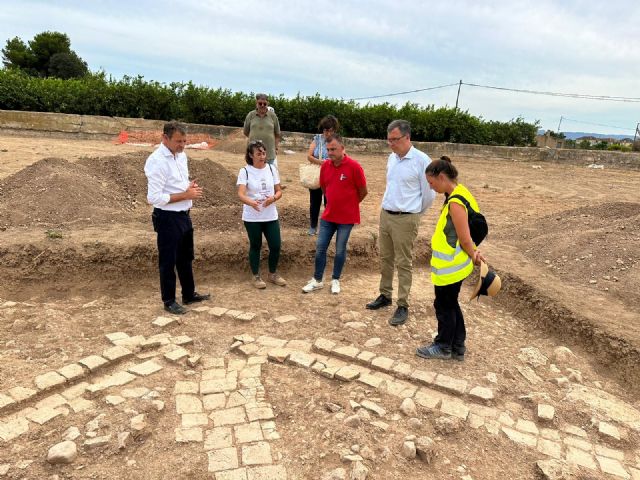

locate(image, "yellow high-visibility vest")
(430, 184), (480, 286)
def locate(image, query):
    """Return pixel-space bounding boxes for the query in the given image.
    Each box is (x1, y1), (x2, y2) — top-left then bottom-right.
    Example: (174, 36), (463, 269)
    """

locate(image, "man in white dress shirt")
(144, 121), (210, 315)
(366, 119), (436, 326)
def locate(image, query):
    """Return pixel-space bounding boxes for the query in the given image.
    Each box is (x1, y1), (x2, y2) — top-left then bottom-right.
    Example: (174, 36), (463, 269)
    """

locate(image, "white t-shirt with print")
(236, 164), (280, 222)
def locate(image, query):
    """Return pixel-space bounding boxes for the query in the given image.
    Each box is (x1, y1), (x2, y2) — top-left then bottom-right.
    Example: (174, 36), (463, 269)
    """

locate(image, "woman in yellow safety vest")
(416, 156), (486, 361)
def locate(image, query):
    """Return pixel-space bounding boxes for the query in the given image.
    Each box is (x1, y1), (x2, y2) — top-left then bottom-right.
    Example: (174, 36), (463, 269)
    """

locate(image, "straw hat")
(469, 261), (501, 300)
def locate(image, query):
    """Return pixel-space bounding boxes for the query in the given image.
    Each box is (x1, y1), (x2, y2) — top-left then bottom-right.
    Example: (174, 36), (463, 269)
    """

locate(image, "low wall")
(1, 109), (639, 169)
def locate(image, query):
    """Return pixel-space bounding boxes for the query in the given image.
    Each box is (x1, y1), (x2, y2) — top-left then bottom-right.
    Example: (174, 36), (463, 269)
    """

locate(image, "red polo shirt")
(320, 154), (367, 225)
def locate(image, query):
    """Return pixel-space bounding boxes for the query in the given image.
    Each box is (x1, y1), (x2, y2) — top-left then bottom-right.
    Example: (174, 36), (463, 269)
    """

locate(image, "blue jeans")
(313, 219), (354, 281)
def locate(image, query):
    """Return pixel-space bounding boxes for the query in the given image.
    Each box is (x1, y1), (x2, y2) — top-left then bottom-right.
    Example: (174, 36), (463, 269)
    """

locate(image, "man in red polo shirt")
(302, 134), (368, 294)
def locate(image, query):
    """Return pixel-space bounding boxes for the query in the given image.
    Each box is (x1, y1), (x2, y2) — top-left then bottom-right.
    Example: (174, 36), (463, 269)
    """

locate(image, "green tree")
(2, 31), (88, 78)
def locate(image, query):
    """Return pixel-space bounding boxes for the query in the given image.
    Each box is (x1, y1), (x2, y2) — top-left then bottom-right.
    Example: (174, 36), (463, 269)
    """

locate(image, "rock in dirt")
(551, 346), (576, 365)
(322, 468), (347, 480)
(63, 426), (81, 441)
(325, 402), (342, 413)
(407, 417), (422, 430)
(518, 347), (548, 368)
(535, 459), (577, 479)
(434, 415), (463, 434)
(344, 415), (361, 427)
(364, 338), (381, 348)
(351, 461), (369, 480)
(47, 441), (77, 464)
(401, 441), (416, 459)
(415, 436), (436, 463)
(400, 398), (417, 416)
(117, 431), (130, 449)
(130, 414), (146, 431)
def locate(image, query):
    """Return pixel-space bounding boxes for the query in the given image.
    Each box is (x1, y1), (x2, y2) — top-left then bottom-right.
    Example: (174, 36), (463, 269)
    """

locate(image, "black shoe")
(164, 301), (187, 315)
(183, 292), (210, 305)
(452, 351), (465, 362)
(389, 306), (408, 326)
(366, 294), (392, 310)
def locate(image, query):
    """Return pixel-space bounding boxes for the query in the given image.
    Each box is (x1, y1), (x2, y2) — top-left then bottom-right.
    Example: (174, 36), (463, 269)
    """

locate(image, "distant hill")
(539, 129), (634, 141)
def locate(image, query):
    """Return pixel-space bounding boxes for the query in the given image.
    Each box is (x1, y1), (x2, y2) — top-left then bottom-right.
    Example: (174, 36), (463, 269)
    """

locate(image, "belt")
(384, 209), (412, 215)
(154, 208), (190, 215)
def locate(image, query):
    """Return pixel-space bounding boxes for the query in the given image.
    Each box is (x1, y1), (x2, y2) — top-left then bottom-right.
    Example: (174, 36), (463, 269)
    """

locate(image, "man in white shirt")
(366, 119), (436, 326)
(144, 121), (210, 314)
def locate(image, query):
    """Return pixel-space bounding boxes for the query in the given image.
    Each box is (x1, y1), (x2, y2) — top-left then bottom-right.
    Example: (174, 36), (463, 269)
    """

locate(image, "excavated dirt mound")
(514, 201), (640, 309)
(0, 152), (308, 231)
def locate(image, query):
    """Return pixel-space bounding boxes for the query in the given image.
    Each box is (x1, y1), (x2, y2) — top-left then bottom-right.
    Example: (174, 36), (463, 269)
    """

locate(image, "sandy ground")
(0, 132), (639, 479)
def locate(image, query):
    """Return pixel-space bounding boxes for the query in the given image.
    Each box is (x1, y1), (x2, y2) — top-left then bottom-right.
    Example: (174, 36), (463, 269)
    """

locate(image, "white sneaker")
(302, 278), (323, 293)
(330, 279), (341, 294)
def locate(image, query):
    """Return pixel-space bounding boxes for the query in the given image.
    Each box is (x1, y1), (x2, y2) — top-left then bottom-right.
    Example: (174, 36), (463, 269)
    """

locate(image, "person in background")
(144, 121), (210, 315)
(416, 156), (485, 361)
(306, 115), (340, 235)
(237, 140), (287, 289)
(366, 119), (436, 326)
(243, 93), (281, 167)
(302, 134), (367, 295)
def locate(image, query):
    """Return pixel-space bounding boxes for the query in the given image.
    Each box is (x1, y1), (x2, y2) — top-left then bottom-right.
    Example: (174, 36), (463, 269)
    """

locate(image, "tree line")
(1, 31), (538, 146)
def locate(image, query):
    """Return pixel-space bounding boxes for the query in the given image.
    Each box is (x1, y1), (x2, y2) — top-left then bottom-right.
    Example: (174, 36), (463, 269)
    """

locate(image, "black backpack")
(446, 194), (488, 245)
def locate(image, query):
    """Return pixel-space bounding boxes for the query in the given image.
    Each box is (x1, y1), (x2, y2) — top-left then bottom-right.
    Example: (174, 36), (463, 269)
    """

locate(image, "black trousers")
(433, 280), (466, 354)
(309, 188), (326, 229)
(152, 208), (195, 305)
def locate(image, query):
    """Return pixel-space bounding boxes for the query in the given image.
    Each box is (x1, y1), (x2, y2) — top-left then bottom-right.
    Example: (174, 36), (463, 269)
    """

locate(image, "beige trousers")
(378, 209), (421, 307)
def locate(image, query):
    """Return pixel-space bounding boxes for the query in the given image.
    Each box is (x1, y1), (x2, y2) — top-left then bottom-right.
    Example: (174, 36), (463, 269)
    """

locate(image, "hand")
(185, 180), (203, 199)
(263, 196), (276, 207)
(249, 199), (261, 212)
(472, 250), (486, 265)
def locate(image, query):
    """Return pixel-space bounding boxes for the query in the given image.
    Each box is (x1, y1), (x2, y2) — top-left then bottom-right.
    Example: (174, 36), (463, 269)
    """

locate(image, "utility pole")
(455, 80), (462, 110)
(557, 116), (563, 133)
(634, 122), (639, 143)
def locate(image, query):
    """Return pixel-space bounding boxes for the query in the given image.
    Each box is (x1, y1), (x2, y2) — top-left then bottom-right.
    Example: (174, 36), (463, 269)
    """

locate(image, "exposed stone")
(171, 335), (194, 346)
(105, 395), (125, 406)
(356, 351), (376, 363)
(344, 415), (361, 427)
(274, 314), (296, 323)
(516, 365), (542, 385)
(127, 360), (163, 376)
(47, 441), (77, 464)
(235, 422), (264, 444)
(247, 465), (287, 480)
(286, 351), (316, 368)
(351, 461), (369, 480)
(535, 459), (578, 480)
(410, 369), (437, 386)
(551, 346), (576, 365)
(594, 444), (624, 461)
(63, 426), (81, 441)
(468, 386), (494, 402)
(357, 373), (386, 389)
(175, 381), (199, 394)
(152, 316), (178, 327)
(117, 431), (130, 449)
(246, 406), (274, 422)
(598, 421), (621, 441)
(83, 435), (111, 448)
(515, 418), (539, 435)
(434, 374), (467, 395)
(182, 413), (209, 428)
(370, 356), (394, 372)
(164, 347), (190, 362)
(27, 407), (65, 425)
(210, 406), (247, 426)
(238, 344), (260, 357)
(255, 335), (287, 348)
(102, 345), (133, 361)
(434, 416), (463, 434)
(596, 456), (630, 479)
(333, 345), (360, 361)
(241, 441), (272, 465)
(562, 425), (588, 438)
(0, 417), (29, 441)
(563, 435), (593, 452)
(175, 394), (203, 414)
(501, 426), (537, 447)
(130, 414), (146, 431)
(414, 388), (443, 409)
(565, 384), (640, 426)
(440, 398), (469, 420)
(518, 347), (548, 368)
(204, 427), (233, 450)
(208, 447), (239, 472)
(236, 312), (257, 321)
(415, 436), (436, 463)
(364, 338), (381, 348)
(313, 338), (337, 354)
(121, 387), (149, 398)
(8, 386), (37, 402)
(78, 355), (109, 372)
(537, 438), (563, 459)
(345, 322), (367, 330)
(175, 427), (203, 443)
(225, 310), (243, 319)
(360, 400), (385, 417)
(35, 371), (67, 390)
(400, 398), (417, 417)
(209, 307), (228, 317)
(565, 447), (597, 470)
(322, 468), (347, 480)
(335, 366), (360, 382)
(538, 404), (555, 421)
(401, 441), (416, 459)
(57, 363), (86, 381)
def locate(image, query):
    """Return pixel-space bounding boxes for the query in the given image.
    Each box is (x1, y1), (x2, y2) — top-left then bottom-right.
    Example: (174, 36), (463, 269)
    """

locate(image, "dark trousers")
(152, 208), (195, 306)
(433, 281), (466, 355)
(243, 220), (282, 275)
(309, 188), (326, 229)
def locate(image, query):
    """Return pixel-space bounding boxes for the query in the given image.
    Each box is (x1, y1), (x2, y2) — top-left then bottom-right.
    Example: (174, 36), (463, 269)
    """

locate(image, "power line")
(350, 81), (640, 103)
(349, 82), (459, 101)
(561, 117), (635, 132)
(463, 82), (640, 103)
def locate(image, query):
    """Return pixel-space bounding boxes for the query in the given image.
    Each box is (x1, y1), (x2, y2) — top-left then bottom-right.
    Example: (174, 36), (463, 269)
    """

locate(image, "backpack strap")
(447, 194), (474, 213)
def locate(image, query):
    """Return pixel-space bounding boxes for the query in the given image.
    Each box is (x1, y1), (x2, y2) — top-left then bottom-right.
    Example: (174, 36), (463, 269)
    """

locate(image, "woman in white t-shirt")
(237, 140), (287, 289)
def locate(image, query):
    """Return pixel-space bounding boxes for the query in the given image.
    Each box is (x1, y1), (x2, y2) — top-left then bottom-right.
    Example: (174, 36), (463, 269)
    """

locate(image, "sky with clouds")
(2, 0), (638, 136)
